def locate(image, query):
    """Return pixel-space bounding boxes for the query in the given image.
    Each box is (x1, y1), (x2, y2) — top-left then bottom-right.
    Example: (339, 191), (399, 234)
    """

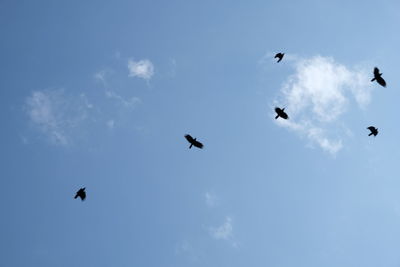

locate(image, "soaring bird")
(371, 67), (386, 87)
(367, 126), (378, 137)
(74, 187), (86, 201)
(275, 107), (289, 119)
(184, 134), (204, 149)
(274, 53), (284, 63)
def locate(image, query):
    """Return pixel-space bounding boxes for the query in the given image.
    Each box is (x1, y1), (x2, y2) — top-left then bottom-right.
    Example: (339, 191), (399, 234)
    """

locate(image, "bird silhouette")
(74, 187), (86, 201)
(274, 53), (284, 63)
(275, 107), (289, 119)
(367, 126), (378, 137)
(371, 67), (386, 87)
(184, 134), (204, 149)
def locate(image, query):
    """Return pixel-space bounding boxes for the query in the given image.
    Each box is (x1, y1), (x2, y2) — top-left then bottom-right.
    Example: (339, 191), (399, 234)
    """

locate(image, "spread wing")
(185, 134), (194, 144)
(367, 126), (375, 131)
(193, 140), (204, 149)
(281, 111), (289, 119)
(274, 53), (280, 58)
(376, 76), (386, 87)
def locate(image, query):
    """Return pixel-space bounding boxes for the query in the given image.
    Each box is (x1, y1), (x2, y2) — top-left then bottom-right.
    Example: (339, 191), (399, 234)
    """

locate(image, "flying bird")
(371, 67), (386, 87)
(184, 134), (204, 149)
(74, 187), (86, 201)
(274, 53), (284, 63)
(367, 126), (378, 137)
(275, 107), (289, 120)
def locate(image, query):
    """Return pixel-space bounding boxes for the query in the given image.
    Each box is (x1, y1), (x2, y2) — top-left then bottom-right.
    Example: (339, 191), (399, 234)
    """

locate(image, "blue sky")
(2, 1), (400, 266)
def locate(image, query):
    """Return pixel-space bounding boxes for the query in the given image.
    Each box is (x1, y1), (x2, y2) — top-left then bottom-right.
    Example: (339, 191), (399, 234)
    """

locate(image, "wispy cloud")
(128, 59), (154, 80)
(210, 217), (233, 241)
(274, 55), (373, 154)
(94, 70), (109, 86)
(25, 90), (88, 145)
(105, 90), (141, 108)
(204, 192), (218, 207)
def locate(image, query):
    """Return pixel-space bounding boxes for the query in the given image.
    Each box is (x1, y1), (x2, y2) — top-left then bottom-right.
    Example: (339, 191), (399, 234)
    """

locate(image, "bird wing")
(193, 140), (204, 148)
(185, 134), (194, 144)
(274, 53), (279, 58)
(376, 76), (386, 87)
(373, 67), (380, 76)
(367, 126), (375, 131)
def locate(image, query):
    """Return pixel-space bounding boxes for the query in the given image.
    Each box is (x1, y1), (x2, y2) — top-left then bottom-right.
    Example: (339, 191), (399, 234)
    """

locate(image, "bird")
(275, 107), (289, 119)
(367, 126), (378, 137)
(184, 134), (204, 149)
(371, 67), (386, 87)
(74, 187), (86, 201)
(274, 53), (284, 63)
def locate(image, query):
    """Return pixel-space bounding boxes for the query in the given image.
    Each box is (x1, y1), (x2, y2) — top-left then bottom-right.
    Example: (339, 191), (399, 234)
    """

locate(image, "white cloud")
(128, 59), (154, 80)
(210, 217), (233, 240)
(274, 55), (373, 154)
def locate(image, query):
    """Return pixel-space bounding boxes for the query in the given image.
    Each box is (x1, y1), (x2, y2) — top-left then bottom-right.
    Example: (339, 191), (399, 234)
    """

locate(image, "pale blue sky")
(2, 1), (400, 266)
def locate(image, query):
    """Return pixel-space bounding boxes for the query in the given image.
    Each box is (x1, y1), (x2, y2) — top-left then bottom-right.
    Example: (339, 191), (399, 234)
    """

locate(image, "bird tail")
(189, 144), (193, 149)
(371, 78), (376, 82)
(275, 115), (279, 119)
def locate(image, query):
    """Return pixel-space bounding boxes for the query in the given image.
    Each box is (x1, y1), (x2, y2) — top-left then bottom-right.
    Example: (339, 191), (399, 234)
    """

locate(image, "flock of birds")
(73, 52), (386, 200)
(273, 52), (384, 138)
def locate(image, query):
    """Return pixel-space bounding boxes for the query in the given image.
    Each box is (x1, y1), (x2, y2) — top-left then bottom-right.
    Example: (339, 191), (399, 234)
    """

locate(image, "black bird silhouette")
(184, 134), (203, 149)
(275, 107), (289, 119)
(274, 53), (284, 63)
(367, 126), (378, 137)
(371, 67), (386, 87)
(74, 187), (86, 201)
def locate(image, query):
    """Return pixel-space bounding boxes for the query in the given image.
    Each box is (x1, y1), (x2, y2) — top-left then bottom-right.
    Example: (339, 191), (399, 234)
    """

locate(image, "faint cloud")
(274, 55), (373, 154)
(25, 90), (88, 145)
(128, 59), (154, 80)
(106, 119), (115, 129)
(174, 241), (200, 261)
(168, 58), (177, 77)
(105, 90), (141, 108)
(210, 217), (233, 241)
(204, 192), (218, 207)
(94, 69), (113, 87)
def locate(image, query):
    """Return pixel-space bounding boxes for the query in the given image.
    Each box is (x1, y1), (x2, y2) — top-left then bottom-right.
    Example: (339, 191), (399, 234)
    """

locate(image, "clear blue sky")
(2, 1), (400, 266)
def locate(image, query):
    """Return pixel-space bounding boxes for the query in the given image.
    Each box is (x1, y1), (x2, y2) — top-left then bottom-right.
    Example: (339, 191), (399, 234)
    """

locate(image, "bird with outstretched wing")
(367, 126), (378, 137)
(184, 134), (204, 149)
